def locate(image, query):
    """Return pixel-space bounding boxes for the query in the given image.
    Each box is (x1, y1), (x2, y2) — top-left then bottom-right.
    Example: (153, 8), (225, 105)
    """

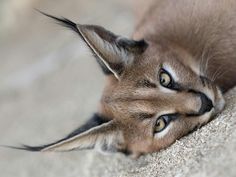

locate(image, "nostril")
(198, 93), (213, 115)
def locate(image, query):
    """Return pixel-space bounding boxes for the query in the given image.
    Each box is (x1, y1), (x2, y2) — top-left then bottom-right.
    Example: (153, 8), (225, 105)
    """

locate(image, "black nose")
(198, 92), (213, 115)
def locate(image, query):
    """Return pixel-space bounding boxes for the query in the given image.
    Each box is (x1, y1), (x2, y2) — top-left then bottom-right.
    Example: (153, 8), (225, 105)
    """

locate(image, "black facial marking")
(7, 114), (109, 151)
(135, 113), (155, 120)
(200, 76), (206, 87)
(170, 82), (182, 91)
(136, 79), (157, 88)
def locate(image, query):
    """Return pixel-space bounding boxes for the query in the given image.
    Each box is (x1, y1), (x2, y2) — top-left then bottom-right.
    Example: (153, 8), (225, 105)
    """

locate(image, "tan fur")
(29, 1), (236, 157)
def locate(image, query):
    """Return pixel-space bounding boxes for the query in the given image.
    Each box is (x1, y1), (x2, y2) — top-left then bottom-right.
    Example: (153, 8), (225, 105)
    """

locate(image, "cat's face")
(100, 42), (225, 155)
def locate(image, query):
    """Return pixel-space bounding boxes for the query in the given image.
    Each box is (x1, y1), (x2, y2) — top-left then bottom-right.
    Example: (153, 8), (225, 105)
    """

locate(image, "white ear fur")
(77, 25), (133, 79)
(41, 121), (124, 153)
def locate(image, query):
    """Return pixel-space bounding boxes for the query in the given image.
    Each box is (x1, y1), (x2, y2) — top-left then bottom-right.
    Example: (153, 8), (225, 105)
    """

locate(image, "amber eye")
(159, 70), (172, 87)
(155, 117), (167, 133)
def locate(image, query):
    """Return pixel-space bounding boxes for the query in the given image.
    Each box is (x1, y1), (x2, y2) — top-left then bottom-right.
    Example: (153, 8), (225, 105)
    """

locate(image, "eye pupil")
(161, 78), (165, 84)
(159, 70), (172, 87)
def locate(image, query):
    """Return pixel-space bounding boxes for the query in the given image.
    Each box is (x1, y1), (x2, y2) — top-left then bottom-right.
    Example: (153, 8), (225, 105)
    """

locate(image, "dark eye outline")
(154, 114), (179, 134)
(159, 68), (174, 89)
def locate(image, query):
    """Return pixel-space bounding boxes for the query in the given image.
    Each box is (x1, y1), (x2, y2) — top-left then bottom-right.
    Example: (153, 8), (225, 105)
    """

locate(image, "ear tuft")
(36, 10), (79, 34)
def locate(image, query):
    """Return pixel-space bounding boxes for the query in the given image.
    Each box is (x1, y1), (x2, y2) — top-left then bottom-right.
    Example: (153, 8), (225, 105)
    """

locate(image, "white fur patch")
(159, 85), (176, 93)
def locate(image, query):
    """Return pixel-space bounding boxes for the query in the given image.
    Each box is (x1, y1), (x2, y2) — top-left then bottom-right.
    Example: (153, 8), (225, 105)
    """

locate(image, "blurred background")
(0, 0), (139, 176)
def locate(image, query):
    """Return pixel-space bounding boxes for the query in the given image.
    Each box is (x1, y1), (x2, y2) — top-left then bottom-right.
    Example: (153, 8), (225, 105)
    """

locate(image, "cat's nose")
(198, 92), (213, 115)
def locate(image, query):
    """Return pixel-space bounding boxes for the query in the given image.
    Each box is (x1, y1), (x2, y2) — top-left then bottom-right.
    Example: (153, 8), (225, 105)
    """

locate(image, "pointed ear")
(39, 120), (124, 153)
(39, 11), (148, 79)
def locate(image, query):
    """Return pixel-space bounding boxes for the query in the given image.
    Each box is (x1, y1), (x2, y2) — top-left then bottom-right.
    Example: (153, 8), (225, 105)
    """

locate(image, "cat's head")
(18, 13), (225, 157)
(96, 36), (225, 156)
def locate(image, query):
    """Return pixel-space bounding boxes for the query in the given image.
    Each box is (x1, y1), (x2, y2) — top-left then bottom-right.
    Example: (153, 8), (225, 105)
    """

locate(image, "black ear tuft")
(1, 144), (47, 152)
(36, 10), (78, 34)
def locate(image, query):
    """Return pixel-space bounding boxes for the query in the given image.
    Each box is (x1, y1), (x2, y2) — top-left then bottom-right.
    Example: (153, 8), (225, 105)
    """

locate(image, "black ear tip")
(35, 9), (78, 34)
(21, 144), (45, 151)
(1, 144), (45, 152)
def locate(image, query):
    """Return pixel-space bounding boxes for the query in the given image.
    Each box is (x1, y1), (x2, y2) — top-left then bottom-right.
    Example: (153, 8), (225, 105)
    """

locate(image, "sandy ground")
(0, 0), (236, 177)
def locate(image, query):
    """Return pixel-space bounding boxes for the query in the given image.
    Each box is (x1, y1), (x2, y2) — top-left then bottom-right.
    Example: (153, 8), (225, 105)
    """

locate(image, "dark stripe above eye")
(133, 113), (155, 120)
(170, 82), (182, 91)
(136, 79), (157, 88)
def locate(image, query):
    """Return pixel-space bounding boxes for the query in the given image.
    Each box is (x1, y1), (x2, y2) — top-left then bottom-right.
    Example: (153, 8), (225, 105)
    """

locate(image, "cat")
(13, 0), (236, 157)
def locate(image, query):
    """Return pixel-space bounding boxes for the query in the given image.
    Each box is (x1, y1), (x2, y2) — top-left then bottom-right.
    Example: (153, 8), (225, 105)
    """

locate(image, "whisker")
(213, 68), (229, 82)
(199, 44), (208, 76)
(211, 65), (224, 81)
